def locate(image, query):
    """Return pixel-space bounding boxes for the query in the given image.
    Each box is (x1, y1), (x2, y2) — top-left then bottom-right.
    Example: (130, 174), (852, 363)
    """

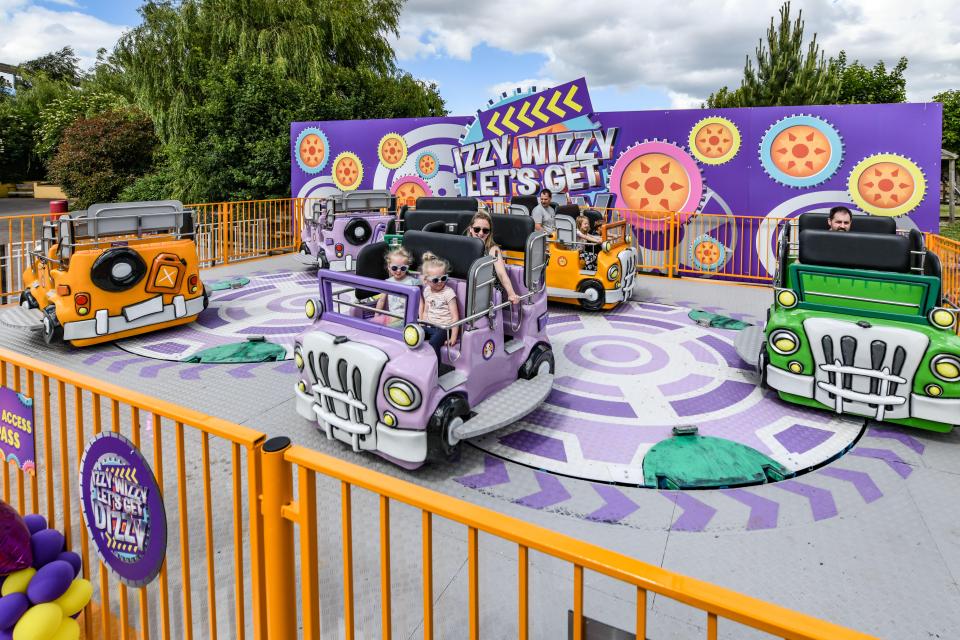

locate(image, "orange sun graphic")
(770, 125), (832, 178)
(619, 152), (691, 215)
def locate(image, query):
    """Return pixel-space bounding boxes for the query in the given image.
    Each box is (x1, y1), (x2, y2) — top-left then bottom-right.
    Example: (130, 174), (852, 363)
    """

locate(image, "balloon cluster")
(0, 502), (92, 640)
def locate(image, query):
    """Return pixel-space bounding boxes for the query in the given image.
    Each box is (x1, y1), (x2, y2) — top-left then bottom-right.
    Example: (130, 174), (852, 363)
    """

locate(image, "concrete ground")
(1, 256), (957, 640)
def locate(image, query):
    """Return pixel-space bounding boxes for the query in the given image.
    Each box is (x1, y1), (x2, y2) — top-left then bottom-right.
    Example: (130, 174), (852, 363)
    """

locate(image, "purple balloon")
(23, 514), (46, 535)
(26, 560), (74, 604)
(0, 501), (32, 574)
(0, 592), (29, 630)
(30, 528), (65, 569)
(56, 552), (82, 578)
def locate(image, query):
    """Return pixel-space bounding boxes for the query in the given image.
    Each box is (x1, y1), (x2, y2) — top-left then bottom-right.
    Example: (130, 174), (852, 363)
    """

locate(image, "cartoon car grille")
(619, 248), (637, 297)
(301, 331), (388, 451)
(803, 318), (928, 421)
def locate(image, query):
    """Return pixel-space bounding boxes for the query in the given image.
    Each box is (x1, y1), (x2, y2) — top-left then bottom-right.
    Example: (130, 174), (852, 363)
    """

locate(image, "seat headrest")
(797, 212), (896, 235)
(415, 197), (479, 212)
(404, 211), (474, 233)
(555, 204), (581, 220)
(490, 213), (534, 252)
(798, 230), (912, 272)
(510, 195), (539, 214)
(402, 231), (485, 280)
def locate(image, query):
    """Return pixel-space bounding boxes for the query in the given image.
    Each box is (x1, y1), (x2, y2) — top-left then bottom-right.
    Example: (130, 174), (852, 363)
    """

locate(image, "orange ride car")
(544, 207), (639, 311)
(19, 200), (208, 347)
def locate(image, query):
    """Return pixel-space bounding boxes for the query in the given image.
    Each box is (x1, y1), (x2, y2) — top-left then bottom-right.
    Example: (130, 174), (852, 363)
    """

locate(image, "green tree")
(0, 111), (35, 182)
(48, 109), (159, 209)
(934, 90), (960, 155)
(836, 52), (908, 104)
(115, 0), (405, 141)
(36, 90), (128, 162)
(17, 47), (82, 88)
(706, 2), (840, 108)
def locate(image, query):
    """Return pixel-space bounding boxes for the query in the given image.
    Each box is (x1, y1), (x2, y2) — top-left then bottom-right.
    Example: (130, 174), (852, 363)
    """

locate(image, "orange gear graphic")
(391, 175), (433, 206)
(694, 241), (722, 266)
(619, 152), (691, 215)
(848, 154), (926, 217)
(378, 133), (408, 169)
(298, 133), (326, 169)
(332, 152), (363, 191)
(418, 154), (436, 176)
(770, 125), (832, 178)
(690, 117), (740, 164)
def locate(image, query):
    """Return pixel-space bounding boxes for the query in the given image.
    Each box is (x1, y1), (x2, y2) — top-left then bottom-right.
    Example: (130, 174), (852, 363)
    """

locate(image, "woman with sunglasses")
(465, 211), (520, 305)
(375, 246), (418, 326)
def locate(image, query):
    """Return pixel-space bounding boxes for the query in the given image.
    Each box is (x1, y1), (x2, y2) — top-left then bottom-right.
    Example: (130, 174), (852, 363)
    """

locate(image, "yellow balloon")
(1, 567), (36, 596)
(50, 617), (80, 640)
(13, 602), (63, 640)
(53, 578), (93, 617)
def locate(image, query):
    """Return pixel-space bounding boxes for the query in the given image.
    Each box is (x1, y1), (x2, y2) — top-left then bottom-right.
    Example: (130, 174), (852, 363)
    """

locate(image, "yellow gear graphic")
(377, 132), (408, 169)
(332, 151), (364, 191)
(689, 116), (741, 165)
(847, 153), (926, 217)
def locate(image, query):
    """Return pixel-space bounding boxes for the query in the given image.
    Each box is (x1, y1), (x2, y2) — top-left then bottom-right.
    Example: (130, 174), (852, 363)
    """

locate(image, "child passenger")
(419, 252), (460, 362)
(375, 246), (418, 326)
(575, 215), (601, 271)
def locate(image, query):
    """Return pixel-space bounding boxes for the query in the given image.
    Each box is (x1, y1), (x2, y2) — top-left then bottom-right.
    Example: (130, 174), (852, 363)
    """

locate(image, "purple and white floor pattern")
(471, 301), (863, 484)
(116, 271), (316, 361)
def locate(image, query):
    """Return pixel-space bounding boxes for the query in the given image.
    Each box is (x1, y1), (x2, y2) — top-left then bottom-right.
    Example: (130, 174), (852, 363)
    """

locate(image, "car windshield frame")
(318, 270), (422, 339)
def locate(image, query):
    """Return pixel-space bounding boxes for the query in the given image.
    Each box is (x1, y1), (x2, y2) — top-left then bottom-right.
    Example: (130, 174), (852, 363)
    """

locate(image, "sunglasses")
(472, 226), (490, 235)
(389, 264), (409, 273)
(426, 275), (448, 284)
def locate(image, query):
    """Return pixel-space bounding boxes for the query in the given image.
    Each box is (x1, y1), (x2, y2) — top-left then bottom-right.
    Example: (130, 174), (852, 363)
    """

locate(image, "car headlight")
(294, 346), (304, 371)
(602, 240), (612, 253)
(769, 329), (800, 355)
(403, 323), (424, 349)
(297, 380), (307, 393)
(925, 383), (943, 397)
(788, 360), (803, 373)
(931, 355), (960, 382)
(776, 289), (797, 308)
(929, 308), (957, 330)
(305, 298), (323, 320)
(607, 264), (620, 282)
(384, 378), (421, 411)
(381, 411), (397, 427)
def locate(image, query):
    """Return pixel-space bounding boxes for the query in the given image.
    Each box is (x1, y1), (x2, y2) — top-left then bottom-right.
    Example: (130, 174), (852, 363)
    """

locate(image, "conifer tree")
(706, 2), (840, 108)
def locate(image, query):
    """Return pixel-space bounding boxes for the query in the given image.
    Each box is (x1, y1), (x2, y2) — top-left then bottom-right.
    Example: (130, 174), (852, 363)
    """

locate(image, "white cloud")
(395, 0), (960, 105)
(0, 3), (129, 72)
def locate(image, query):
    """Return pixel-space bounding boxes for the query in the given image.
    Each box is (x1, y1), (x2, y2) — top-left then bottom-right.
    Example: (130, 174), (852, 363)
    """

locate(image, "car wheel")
(758, 346), (769, 389)
(91, 247), (147, 292)
(20, 290), (38, 309)
(519, 342), (554, 380)
(426, 395), (469, 464)
(344, 218), (373, 246)
(202, 286), (211, 310)
(42, 306), (63, 345)
(577, 279), (605, 312)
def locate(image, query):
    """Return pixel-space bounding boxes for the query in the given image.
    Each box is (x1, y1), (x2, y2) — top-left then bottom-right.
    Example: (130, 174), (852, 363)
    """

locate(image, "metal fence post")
(260, 436), (298, 639)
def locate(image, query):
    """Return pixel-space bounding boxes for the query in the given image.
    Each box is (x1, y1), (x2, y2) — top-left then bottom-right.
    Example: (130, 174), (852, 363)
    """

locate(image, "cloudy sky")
(1, 0), (957, 113)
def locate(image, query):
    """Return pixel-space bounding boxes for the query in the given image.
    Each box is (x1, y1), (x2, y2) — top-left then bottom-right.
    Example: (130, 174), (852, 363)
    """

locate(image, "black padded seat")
(581, 208), (604, 228)
(404, 210), (474, 234)
(415, 197), (479, 212)
(401, 231), (484, 280)
(490, 214), (534, 252)
(798, 212), (896, 235)
(511, 195), (539, 215)
(555, 204), (581, 221)
(798, 230), (912, 273)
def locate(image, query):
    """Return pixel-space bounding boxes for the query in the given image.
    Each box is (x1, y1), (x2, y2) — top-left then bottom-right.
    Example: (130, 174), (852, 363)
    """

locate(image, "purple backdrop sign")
(292, 78), (942, 279)
(79, 431), (166, 587)
(0, 387), (35, 475)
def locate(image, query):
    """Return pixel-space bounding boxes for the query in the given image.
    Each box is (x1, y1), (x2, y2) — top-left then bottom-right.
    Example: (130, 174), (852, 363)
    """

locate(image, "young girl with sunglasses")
(375, 246), (417, 326)
(465, 211), (520, 305)
(419, 252), (460, 362)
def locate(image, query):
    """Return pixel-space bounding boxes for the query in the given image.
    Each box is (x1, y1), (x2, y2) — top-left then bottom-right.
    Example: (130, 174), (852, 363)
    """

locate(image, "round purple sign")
(79, 432), (166, 587)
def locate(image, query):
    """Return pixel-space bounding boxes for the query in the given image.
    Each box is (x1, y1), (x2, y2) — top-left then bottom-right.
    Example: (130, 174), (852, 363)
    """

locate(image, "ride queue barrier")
(0, 347), (877, 639)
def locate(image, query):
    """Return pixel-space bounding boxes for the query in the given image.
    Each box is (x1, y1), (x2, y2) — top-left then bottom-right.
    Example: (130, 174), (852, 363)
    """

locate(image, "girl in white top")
(576, 215), (601, 271)
(375, 247), (418, 326)
(419, 252), (460, 362)
(465, 211), (520, 305)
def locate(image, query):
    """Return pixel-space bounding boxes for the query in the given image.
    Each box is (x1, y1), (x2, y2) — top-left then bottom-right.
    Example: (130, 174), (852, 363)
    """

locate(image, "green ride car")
(738, 212), (959, 433)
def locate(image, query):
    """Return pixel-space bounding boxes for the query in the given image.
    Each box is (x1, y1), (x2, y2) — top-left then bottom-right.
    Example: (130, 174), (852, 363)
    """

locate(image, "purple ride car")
(294, 223), (552, 468)
(298, 189), (395, 271)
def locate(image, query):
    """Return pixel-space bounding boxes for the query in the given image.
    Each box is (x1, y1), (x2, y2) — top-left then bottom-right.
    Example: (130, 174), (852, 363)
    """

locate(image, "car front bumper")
(63, 294), (204, 341)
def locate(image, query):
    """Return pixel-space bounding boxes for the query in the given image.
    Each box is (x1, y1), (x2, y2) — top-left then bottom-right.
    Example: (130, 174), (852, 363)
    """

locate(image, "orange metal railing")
(0, 348), (266, 640)
(927, 233), (960, 308)
(0, 347), (877, 639)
